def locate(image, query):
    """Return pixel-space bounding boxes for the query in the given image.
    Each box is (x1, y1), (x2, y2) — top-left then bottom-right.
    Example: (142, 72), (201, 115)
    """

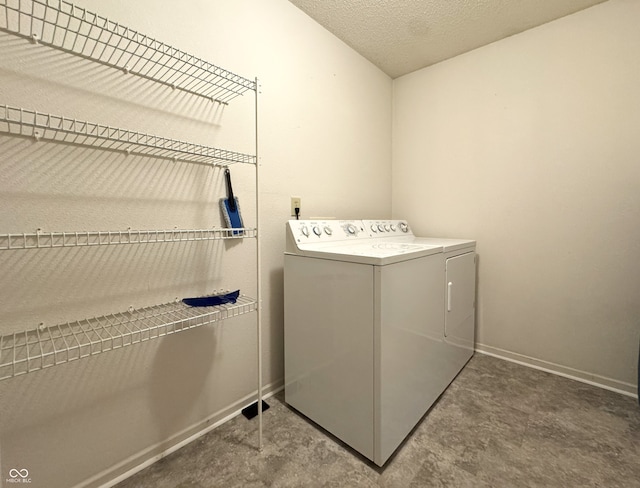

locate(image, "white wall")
(0, 0), (392, 486)
(392, 0), (639, 394)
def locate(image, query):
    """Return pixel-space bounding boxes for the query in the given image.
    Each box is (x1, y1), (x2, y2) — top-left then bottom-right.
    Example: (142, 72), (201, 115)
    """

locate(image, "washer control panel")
(288, 220), (367, 246)
(286, 219), (415, 254)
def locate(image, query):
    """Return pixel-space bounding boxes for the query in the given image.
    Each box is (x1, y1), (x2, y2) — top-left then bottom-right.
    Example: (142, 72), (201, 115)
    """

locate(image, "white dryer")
(284, 219), (475, 466)
(364, 220), (477, 373)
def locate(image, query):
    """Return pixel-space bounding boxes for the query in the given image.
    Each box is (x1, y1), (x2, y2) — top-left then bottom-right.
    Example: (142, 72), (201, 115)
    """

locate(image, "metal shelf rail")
(0, 0), (256, 104)
(0, 294), (257, 381)
(0, 227), (257, 250)
(0, 104), (257, 166)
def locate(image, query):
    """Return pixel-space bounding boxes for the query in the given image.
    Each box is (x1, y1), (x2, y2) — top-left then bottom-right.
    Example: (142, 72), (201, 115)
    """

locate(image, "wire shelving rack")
(0, 295), (257, 381)
(0, 0), (264, 452)
(0, 227), (256, 250)
(0, 104), (257, 166)
(0, 0), (256, 103)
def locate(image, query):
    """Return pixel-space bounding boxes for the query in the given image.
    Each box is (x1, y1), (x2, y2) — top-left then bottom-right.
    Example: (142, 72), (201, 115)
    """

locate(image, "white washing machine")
(284, 219), (476, 466)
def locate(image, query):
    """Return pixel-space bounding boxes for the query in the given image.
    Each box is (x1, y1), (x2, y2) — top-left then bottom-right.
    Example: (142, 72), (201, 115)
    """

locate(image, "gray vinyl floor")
(116, 354), (640, 487)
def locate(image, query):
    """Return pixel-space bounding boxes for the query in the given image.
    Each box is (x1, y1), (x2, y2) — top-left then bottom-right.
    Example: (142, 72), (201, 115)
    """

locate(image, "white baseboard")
(474, 343), (638, 399)
(79, 380), (284, 488)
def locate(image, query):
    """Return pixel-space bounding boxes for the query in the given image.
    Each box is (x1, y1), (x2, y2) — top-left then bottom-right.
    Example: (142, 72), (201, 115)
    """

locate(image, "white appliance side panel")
(284, 255), (374, 460)
(445, 252), (476, 355)
(374, 255), (447, 465)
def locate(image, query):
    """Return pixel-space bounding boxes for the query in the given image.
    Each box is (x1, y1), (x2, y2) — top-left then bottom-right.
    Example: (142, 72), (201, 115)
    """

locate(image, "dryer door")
(445, 252), (476, 351)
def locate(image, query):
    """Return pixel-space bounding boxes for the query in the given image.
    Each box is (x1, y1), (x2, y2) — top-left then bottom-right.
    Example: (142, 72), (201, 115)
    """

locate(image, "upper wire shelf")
(0, 0), (256, 104)
(0, 227), (257, 250)
(0, 294), (257, 381)
(0, 104), (257, 166)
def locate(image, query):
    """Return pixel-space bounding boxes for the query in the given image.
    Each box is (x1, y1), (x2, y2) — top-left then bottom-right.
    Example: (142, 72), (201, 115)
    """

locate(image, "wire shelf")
(0, 104), (257, 166)
(0, 227), (256, 250)
(0, 0), (256, 103)
(0, 294), (257, 381)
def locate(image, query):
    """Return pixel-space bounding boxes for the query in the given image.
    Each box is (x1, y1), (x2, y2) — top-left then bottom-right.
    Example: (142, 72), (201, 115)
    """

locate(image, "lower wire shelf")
(0, 294), (257, 381)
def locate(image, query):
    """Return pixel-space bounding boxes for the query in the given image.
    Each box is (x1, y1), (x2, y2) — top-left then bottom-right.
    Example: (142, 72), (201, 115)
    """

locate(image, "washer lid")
(292, 240), (442, 266)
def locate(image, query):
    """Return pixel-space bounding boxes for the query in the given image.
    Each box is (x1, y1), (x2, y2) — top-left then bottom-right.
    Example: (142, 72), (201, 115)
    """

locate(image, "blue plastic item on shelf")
(182, 290), (240, 307)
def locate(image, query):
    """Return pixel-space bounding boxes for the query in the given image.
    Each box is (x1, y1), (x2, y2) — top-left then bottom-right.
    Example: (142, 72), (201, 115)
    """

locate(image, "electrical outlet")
(291, 196), (301, 217)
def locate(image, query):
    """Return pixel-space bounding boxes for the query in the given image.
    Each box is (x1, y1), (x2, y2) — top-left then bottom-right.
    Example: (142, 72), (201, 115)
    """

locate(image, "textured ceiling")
(288, 0), (608, 78)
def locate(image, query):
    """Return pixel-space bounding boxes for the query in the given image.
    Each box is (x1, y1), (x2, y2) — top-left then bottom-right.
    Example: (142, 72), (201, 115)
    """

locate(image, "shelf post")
(255, 77), (263, 451)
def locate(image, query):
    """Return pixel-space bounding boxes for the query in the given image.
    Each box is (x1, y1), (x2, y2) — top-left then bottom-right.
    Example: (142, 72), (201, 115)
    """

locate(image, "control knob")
(313, 226), (321, 236)
(399, 222), (409, 233)
(300, 225), (309, 237)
